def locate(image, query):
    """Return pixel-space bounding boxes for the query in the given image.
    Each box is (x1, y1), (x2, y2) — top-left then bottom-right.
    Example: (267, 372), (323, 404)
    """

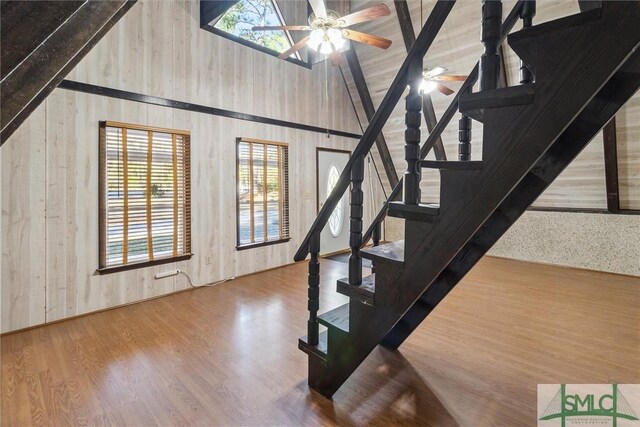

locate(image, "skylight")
(214, 0), (301, 60)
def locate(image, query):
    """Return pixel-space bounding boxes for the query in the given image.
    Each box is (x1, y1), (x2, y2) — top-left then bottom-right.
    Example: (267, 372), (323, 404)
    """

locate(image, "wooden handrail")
(361, 0), (525, 246)
(294, 0), (456, 262)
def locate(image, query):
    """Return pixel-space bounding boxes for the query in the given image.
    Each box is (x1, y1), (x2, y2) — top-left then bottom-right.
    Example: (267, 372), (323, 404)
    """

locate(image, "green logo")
(539, 384), (639, 427)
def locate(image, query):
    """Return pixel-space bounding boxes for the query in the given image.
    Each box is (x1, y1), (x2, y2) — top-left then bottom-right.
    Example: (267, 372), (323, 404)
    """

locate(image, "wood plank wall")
(346, 0), (638, 209)
(0, 0), (387, 333)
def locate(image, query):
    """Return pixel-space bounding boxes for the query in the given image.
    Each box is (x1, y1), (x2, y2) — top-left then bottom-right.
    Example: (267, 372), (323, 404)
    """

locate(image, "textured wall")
(489, 211), (640, 277)
(384, 211), (640, 277)
(0, 0), (384, 333)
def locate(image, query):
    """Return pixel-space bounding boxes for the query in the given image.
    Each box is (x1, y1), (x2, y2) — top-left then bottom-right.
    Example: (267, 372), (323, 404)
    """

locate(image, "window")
(236, 138), (289, 249)
(211, 0), (302, 61)
(99, 122), (191, 271)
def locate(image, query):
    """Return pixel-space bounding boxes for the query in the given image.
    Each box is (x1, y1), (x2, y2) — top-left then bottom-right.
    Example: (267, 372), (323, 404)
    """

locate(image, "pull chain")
(325, 57), (330, 138)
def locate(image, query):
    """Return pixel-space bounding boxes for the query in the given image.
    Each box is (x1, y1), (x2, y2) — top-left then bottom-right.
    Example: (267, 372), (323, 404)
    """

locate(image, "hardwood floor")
(2, 257), (639, 426)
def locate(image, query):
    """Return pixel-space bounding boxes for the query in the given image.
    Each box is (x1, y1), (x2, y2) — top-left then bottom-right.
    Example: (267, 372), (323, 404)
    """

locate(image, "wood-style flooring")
(2, 257), (639, 426)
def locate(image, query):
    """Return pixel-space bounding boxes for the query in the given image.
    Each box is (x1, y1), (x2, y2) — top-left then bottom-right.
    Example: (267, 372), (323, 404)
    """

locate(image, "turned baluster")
(458, 109), (472, 161)
(349, 154), (365, 286)
(479, 0), (503, 91)
(519, 1), (536, 84)
(403, 57), (423, 205)
(371, 220), (381, 274)
(372, 221), (381, 247)
(307, 231), (320, 345)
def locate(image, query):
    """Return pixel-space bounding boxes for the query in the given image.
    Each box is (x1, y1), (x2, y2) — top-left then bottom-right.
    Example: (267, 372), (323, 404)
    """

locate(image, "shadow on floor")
(275, 347), (460, 426)
(325, 252), (373, 269)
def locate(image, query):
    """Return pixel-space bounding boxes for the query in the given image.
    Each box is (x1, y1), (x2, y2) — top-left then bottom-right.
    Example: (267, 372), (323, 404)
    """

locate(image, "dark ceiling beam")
(200, 0), (239, 27)
(394, 0), (447, 161)
(1, 0), (137, 146)
(602, 117), (620, 213)
(578, 1), (602, 12)
(344, 48), (400, 188)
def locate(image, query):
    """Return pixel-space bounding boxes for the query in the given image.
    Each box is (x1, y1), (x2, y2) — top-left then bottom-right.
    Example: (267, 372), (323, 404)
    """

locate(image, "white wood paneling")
(0, 0), (381, 333)
(618, 97), (640, 210)
(1, 104), (47, 331)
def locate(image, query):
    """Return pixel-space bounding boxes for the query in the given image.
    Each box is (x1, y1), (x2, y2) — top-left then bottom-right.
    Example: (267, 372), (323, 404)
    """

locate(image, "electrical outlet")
(205, 255), (212, 265)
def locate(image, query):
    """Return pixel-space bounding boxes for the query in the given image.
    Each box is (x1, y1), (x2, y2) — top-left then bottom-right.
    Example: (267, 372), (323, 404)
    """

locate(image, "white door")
(317, 149), (350, 255)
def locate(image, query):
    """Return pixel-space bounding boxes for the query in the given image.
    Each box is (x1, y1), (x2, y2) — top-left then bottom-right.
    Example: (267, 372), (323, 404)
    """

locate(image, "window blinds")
(99, 122), (191, 268)
(237, 138), (289, 247)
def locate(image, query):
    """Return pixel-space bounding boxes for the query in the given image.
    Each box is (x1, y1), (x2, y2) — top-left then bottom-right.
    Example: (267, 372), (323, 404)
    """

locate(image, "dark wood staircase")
(295, 0), (640, 398)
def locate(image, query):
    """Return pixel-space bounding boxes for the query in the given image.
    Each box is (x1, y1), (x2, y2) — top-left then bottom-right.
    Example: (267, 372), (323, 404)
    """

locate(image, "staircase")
(295, 0), (640, 398)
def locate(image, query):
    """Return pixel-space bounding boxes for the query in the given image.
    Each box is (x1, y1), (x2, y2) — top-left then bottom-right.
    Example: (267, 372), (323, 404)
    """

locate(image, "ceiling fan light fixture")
(309, 28), (324, 49)
(308, 28), (345, 54)
(426, 67), (447, 78)
(327, 28), (345, 48)
(319, 40), (334, 54)
(420, 80), (438, 93)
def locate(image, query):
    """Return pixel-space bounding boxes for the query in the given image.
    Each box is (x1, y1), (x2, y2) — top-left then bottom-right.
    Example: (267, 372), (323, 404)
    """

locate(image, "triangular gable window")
(214, 0), (301, 60)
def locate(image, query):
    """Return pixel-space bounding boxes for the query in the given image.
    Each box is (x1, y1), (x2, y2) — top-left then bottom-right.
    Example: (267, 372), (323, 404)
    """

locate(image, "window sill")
(236, 238), (291, 251)
(97, 254), (193, 275)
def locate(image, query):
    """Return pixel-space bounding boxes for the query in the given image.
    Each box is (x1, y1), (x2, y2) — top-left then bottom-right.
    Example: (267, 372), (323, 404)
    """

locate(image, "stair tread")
(317, 303), (350, 333)
(510, 7), (601, 41)
(388, 201), (439, 221)
(459, 84), (535, 112)
(508, 7), (603, 75)
(360, 240), (404, 264)
(420, 160), (483, 170)
(337, 274), (375, 306)
(298, 330), (328, 361)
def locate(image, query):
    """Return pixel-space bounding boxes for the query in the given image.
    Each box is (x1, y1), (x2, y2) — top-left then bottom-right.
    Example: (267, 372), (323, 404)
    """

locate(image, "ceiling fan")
(376, 67), (468, 96)
(252, 1), (393, 65)
(419, 67), (468, 95)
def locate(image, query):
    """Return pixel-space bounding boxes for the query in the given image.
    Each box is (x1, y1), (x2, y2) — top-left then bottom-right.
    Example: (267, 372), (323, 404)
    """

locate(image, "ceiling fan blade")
(424, 66), (447, 78)
(277, 36), (310, 59)
(430, 75), (469, 82)
(340, 3), (391, 26)
(308, 0), (327, 18)
(252, 25), (311, 31)
(436, 84), (455, 96)
(343, 30), (392, 49)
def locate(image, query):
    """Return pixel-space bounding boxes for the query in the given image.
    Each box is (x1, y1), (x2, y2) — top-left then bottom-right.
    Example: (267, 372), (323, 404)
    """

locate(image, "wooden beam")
(59, 80), (361, 139)
(602, 117), (620, 213)
(1, 0), (137, 145)
(343, 48), (399, 187)
(394, 0), (447, 161)
(578, 0), (602, 12)
(200, 0), (239, 27)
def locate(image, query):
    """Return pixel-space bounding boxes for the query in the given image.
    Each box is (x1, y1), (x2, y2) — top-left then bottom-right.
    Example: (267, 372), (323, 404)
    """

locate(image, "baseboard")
(484, 255), (640, 279)
(1, 260), (299, 337)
